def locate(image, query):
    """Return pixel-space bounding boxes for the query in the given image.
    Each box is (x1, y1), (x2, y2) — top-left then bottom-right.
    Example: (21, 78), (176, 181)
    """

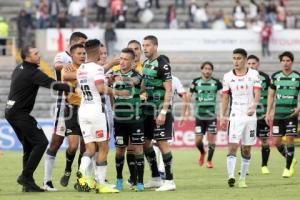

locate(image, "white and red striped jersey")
(77, 62), (106, 111)
(222, 68), (261, 119)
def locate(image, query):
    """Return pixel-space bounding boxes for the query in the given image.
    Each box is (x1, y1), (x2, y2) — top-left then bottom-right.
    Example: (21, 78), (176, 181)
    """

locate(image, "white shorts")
(79, 106), (109, 144)
(53, 101), (66, 137)
(228, 118), (257, 145)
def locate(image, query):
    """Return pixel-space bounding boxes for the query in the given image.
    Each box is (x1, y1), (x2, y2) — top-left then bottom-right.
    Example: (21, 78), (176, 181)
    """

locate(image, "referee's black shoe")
(18, 175), (44, 192)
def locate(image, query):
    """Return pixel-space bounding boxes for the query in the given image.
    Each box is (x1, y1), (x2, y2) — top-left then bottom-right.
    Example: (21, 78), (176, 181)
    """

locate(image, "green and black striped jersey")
(189, 77), (222, 118)
(112, 69), (143, 123)
(270, 70), (300, 119)
(257, 71), (270, 119)
(142, 55), (172, 116)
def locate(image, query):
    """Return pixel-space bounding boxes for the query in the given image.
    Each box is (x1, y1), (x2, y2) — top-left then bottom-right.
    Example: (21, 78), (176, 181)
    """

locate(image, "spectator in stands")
(248, 0), (259, 21)
(260, 21), (272, 57)
(197, 3), (210, 29)
(0, 16), (9, 55)
(232, 0), (247, 29)
(36, 0), (49, 29)
(174, 0), (185, 8)
(48, 0), (60, 28)
(61, 0), (71, 9)
(149, 0), (160, 9)
(16, 9), (33, 49)
(68, 0), (84, 28)
(135, 0), (149, 19)
(166, 4), (178, 29)
(97, 0), (108, 23)
(266, 0), (277, 25)
(115, 0), (128, 28)
(258, 1), (267, 22)
(80, 0), (88, 28)
(285, 11), (297, 29)
(212, 9), (227, 30)
(57, 10), (68, 28)
(188, 0), (198, 23)
(111, 0), (123, 22)
(277, 1), (286, 25)
(104, 22), (117, 56)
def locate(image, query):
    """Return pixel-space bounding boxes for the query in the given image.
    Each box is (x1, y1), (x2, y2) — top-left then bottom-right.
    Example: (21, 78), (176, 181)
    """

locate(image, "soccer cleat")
(60, 171), (71, 187)
(76, 171), (91, 192)
(43, 181), (58, 191)
(289, 158), (297, 177)
(95, 183), (119, 193)
(144, 177), (162, 189)
(115, 179), (123, 191)
(261, 166), (270, 174)
(198, 152), (206, 166)
(155, 180), (176, 192)
(135, 183), (144, 192)
(282, 168), (291, 178)
(86, 177), (96, 189)
(227, 177), (235, 187)
(206, 161), (214, 168)
(127, 179), (136, 189)
(238, 179), (248, 188)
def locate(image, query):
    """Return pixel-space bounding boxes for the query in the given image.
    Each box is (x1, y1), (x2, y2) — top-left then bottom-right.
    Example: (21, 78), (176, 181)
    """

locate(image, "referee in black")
(5, 45), (75, 192)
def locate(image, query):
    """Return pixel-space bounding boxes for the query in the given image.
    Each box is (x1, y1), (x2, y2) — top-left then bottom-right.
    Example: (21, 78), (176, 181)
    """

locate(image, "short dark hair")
(160, 55), (170, 63)
(233, 48), (247, 58)
(247, 55), (260, 62)
(144, 35), (158, 45)
(70, 44), (85, 53)
(121, 48), (135, 59)
(85, 39), (100, 52)
(201, 61), (214, 70)
(279, 51), (294, 62)
(128, 40), (141, 48)
(69, 32), (87, 44)
(21, 45), (34, 60)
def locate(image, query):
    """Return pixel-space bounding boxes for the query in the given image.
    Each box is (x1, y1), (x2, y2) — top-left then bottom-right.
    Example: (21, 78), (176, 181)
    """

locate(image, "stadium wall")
(37, 29), (300, 53)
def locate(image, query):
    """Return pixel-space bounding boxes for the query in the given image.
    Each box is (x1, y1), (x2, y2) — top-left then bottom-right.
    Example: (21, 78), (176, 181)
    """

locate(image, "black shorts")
(64, 105), (82, 136)
(257, 119), (270, 138)
(195, 118), (217, 135)
(272, 117), (298, 137)
(114, 121), (144, 147)
(144, 113), (173, 141)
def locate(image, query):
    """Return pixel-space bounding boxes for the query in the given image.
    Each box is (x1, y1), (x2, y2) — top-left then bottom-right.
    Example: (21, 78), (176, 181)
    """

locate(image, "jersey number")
(81, 85), (93, 101)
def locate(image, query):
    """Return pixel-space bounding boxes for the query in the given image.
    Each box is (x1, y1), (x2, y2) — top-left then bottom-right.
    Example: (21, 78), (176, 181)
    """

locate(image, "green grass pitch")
(0, 148), (299, 200)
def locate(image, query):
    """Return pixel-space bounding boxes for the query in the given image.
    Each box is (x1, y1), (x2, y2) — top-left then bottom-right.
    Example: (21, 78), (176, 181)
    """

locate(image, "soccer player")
(142, 35), (175, 191)
(154, 55), (189, 176)
(75, 39), (127, 193)
(5, 45), (75, 192)
(247, 55), (271, 174)
(220, 48), (261, 188)
(59, 44), (86, 186)
(112, 40), (144, 187)
(265, 51), (299, 178)
(44, 32), (87, 191)
(113, 48), (145, 192)
(188, 61), (222, 168)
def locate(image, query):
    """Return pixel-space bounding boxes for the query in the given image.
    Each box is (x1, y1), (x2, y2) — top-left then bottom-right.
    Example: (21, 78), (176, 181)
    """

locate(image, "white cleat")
(155, 180), (176, 192)
(43, 181), (58, 192)
(144, 177), (162, 189)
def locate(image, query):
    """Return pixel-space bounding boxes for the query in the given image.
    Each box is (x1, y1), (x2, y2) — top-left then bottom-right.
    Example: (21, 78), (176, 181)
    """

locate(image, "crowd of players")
(5, 31), (300, 193)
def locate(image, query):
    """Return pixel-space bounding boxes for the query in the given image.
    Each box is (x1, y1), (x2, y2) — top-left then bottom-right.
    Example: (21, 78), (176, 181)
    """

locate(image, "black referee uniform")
(5, 61), (74, 191)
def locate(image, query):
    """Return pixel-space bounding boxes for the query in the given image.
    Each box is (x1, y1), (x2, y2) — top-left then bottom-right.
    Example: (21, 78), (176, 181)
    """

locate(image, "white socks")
(44, 153), (56, 182)
(79, 156), (92, 176)
(227, 155), (236, 179)
(96, 162), (107, 184)
(153, 145), (165, 172)
(240, 157), (250, 180)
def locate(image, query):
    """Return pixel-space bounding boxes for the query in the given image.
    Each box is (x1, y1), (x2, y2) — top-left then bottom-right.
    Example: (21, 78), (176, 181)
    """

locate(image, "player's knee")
(67, 146), (78, 155)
